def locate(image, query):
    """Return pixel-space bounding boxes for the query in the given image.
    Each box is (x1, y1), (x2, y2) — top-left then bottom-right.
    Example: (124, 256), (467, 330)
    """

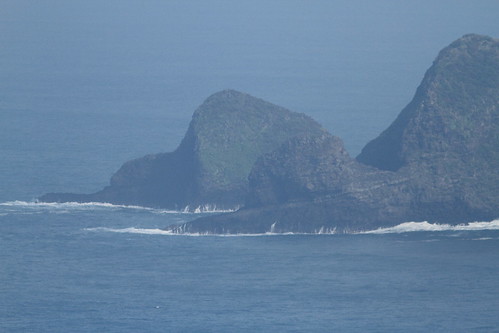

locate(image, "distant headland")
(40, 34), (499, 234)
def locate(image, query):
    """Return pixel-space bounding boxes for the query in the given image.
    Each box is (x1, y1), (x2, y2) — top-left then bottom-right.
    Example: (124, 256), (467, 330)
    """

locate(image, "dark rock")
(169, 34), (499, 234)
(170, 134), (414, 234)
(357, 34), (499, 171)
(356, 33), (499, 222)
(39, 90), (325, 210)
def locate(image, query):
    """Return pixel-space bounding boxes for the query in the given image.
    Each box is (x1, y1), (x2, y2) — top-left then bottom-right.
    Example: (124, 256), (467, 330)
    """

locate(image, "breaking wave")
(0, 200), (237, 214)
(85, 227), (300, 237)
(86, 227), (178, 235)
(179, 204), (238, 213)
(361, 219), (499, 234)
(85, 219), (499, 237)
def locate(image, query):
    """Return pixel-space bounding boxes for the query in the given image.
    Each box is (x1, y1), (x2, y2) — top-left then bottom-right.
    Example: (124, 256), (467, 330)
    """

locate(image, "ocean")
(2, 1), (499, 332)
(2, 201), (499, 332)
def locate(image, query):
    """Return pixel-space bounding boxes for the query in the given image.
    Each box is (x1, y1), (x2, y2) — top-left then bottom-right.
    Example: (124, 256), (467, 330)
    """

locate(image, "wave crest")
(361, 220), (499, 234)
(86, 219), (499, 237)
(84, 227), (299, 237)
(0, 201), (237, 214)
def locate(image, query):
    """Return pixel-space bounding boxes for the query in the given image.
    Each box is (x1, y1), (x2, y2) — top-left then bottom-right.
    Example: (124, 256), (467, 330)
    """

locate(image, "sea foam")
(85, 219), (499, 237)
(84, 227), (299, 237)
(0, 200), (236, 214)
(361, 220), (499, 234)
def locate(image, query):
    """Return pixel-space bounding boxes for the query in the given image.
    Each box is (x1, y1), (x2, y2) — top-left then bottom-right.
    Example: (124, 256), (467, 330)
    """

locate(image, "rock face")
(170, 134), (414, 234)
(357, 33), (499, 221)
(170, 34), (499, 234)
(40, 90), (325, 209)
(358, 34), (499, 172)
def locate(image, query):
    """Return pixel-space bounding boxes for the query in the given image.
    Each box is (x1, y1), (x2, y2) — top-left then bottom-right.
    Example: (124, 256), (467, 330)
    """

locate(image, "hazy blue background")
(1, 0), (499, 200)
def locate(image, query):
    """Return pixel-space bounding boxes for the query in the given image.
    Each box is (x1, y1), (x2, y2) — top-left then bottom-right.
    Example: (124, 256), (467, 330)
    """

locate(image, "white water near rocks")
(0, 201), (235, 214)
(362, 220), (499, 234)
(2, 201), (499, 332)
(85, 220), (499, 237)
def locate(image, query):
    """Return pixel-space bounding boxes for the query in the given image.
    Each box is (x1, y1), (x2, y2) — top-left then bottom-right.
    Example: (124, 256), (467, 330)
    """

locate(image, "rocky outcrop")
(357, 34), (499, 171)
(169, 134), (415, 234)
(40, 90), (325, 210)
(41, 34), (498, 232)
(169, 34), (499, 234)
(356, 33), (499, 221)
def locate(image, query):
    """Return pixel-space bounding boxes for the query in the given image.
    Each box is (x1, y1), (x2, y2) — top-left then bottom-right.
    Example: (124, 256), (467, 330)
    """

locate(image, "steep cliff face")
(356, 34), (499, 221)
(40, 90), (325, 209)
(170, 34), (499, 234)
(357, 34), (499, 171)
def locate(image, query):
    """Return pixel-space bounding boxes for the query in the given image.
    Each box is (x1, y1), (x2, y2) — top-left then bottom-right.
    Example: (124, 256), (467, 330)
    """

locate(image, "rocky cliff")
(40, 90), (325, 210)
(357, 34), (499, 171)
(357, 33), (499, 221)
(169, 34), (499, 234)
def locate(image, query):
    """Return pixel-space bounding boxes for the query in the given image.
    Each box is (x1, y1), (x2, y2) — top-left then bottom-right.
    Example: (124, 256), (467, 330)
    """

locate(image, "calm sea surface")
(1, 202), (499, 332)
(2, 1), (499, 331)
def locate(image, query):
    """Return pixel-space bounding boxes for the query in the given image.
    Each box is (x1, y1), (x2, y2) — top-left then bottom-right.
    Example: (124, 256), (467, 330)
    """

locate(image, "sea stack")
(169, 34), (499, 234)
(40, 90), (325, 210)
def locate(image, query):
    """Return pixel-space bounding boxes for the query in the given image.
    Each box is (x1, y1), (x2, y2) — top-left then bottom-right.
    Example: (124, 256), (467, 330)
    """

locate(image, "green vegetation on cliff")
(172, 34), (499, 234)
(42, 34), (499, 233)
(184, 90), (325, 191)
(40, 90), (325, 209)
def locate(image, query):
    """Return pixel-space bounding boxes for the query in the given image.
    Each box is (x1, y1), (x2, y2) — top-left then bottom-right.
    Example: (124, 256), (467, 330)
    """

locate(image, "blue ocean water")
(1, 202), (499, 332)
(2, 1), (499, 332)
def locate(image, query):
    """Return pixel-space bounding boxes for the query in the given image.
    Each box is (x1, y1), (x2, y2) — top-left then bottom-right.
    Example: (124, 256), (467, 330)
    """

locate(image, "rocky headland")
(40, 90), (325, 210)
(41, 34), (499, 233)
(168, 34), (499, 234)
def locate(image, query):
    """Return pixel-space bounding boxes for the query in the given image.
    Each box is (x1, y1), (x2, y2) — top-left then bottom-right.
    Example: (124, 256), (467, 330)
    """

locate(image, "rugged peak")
(203, 89), (248, 101)
(442, 33), (498, 54)
(430, 33), (499, 82)
(40, 91), (325, 210)
(191, 89), (294, 121)
(184, 90), (325, 190)
(172, 34), (499, 234)
(195, 90), (249, 113)
(357, 34), (499, 171)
